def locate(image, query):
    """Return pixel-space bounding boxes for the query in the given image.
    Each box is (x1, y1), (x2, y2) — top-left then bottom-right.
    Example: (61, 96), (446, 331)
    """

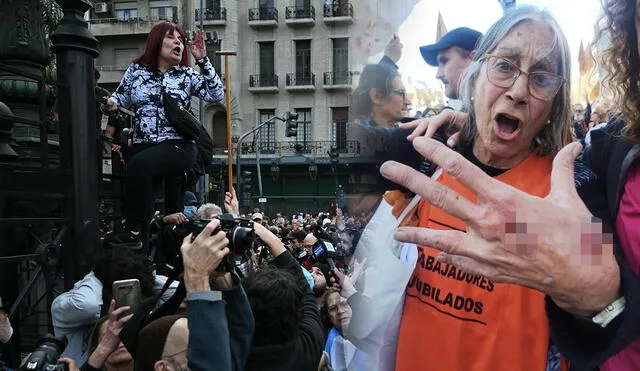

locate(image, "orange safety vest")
(395, 152), (553, 371)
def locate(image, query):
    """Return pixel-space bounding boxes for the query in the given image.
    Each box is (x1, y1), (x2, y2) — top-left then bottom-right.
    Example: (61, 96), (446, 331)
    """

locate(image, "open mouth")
(172, 46), (182, 56)
(494, 113), (521, 140)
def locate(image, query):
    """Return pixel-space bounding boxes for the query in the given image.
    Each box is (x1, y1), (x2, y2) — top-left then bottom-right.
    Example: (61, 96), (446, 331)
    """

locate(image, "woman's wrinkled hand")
(381, 138), (620, 317)
(399, 109), (468, 147)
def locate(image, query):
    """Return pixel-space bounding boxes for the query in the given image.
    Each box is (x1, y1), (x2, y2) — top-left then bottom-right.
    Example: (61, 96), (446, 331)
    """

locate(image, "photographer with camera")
(243, 222), (324, 371)
(131, 219), (253, 371)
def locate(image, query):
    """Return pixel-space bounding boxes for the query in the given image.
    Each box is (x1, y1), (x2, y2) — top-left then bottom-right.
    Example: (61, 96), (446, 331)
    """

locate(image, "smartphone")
(112, 279), (141, 315)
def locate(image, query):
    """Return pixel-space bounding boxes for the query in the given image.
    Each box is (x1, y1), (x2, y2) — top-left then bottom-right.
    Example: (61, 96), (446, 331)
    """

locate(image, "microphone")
(122, 128), (132, 135)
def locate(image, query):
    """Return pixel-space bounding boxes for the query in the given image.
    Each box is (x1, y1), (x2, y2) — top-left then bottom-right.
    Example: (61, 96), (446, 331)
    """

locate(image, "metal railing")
(96, 65), (129, 71)
(195, 7), (227, 21)
(249, 74), (278, 88)
(88, 17), (148, 24)
(249, 7), (279, 21)
(240, 140), (360, 156)
(323, 71), (352, 85)
(285, 5), (315, 19)
(323, 2), (353, 17)
(286, 73), (315, 86)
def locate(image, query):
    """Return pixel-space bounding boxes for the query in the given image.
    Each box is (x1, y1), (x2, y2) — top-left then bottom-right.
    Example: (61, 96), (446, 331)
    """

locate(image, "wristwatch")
(592, 296), (626, 328)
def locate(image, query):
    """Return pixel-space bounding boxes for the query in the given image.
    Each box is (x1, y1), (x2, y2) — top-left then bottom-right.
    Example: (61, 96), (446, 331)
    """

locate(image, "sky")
(363, 0), (604, 105)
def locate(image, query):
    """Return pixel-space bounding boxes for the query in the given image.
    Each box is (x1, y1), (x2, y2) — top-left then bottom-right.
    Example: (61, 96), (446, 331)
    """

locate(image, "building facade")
(89, 0), (360, 215)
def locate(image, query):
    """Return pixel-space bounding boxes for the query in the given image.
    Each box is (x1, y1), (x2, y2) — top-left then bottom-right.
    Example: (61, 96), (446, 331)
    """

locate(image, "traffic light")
(284, 111), (299, 137)
(285, 120), (298, 137)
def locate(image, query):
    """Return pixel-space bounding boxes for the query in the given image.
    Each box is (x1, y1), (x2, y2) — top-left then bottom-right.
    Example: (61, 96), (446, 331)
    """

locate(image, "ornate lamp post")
(51, 0), (100, 288)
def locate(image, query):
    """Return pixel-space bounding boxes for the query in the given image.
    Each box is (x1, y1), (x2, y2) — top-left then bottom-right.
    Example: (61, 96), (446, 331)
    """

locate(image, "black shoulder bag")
(162, 90), (201, 140)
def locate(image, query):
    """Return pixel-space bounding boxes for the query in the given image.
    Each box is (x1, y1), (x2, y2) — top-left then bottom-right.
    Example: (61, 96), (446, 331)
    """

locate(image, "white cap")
(252, 212), (263, 221)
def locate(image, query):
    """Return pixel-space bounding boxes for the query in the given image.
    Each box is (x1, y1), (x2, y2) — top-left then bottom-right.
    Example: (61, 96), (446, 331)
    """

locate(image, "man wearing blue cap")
(420, 27), (482, 99)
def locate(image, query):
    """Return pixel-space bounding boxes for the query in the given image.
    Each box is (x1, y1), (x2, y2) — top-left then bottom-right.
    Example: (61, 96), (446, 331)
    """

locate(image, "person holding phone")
(51, 246), (177, 366)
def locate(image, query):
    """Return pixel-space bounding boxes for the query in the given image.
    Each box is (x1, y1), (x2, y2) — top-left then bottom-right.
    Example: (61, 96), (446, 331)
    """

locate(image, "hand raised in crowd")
(86, 300), (133, 369)
(331, 268), (357, 300)
(181, 219), (229, 292)
(224, 188), (240, 216)
(399, 109), (468, 147)
(381, 137), (621, 318)
(163, 212), (189, 225)
(253, 222), (286, 257)
(384, 35), (403, 63)
(102, 96), (117, 113)
(188, 30), (206, 60)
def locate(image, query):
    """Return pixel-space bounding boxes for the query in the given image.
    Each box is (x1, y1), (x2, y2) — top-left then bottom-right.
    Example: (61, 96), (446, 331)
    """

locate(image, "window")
(260, 0), (274, 8)
(259, 42), (276, 86)
(295, 40), (312, 84)
(115, 48), (139, 66)
(206, 39), (223, 75)
(332, 38), (349, 84)
(259, 110), (276, 153)
(114, 8), (137, 20)
(332, 107), (349, 151)
(114, 2), (138, 20)
(296, 0), (311, 7)
(295, 108), (312, 146)
(206, 0), (221, 9)
(150, 6), (174, 21)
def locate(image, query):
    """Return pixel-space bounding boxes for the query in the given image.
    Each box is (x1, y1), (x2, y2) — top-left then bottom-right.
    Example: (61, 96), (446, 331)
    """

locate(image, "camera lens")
(229, 226), (254, 254)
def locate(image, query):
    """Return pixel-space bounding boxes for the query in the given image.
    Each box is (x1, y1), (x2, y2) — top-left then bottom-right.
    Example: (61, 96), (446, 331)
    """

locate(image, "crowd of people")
(3, 0), (640, 370)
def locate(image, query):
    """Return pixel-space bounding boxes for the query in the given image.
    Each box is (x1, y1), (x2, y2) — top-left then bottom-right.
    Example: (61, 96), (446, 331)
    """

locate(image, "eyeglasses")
(482, 55), (565, 101)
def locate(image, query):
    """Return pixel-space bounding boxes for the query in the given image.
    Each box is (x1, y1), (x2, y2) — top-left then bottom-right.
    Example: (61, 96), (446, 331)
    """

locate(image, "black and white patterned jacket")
(110, 56), (224, 144)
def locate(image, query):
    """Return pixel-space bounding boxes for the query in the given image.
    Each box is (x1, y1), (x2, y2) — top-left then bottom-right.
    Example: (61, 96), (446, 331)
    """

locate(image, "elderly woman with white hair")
(379, 7), (577, 371)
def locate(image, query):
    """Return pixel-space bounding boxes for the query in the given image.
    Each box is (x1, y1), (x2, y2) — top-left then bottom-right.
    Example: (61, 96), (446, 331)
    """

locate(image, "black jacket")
(546, 119), (640, 370)
(245, 251), (325, 371)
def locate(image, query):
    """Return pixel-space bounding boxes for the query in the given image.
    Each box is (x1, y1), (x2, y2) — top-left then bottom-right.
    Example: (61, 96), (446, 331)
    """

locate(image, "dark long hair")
(132, 21), (190, 71)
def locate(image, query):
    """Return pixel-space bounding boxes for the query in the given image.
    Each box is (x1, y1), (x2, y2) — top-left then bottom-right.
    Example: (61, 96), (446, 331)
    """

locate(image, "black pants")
(124, 139), (196, 228)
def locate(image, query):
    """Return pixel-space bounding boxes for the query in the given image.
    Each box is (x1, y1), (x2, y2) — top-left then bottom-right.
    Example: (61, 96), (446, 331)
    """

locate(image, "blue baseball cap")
(420, 27), (483, 67)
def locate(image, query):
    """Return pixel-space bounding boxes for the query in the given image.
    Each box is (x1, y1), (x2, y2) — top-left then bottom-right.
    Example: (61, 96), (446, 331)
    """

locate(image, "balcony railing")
(323, 71), (352, 85)
(89, 16), (147, 24)
(285, 6), (315, 19)
(240, 140), (360, 156)
(195, 7), (227, 21)
(286, 73), (315, 86)
(249, 74), (278, 88)
(323, 2), (353, 17)
(249, 7), (278, 21)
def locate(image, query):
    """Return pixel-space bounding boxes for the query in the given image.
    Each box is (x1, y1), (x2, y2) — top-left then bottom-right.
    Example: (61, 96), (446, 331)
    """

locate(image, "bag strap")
(393, 168), (443, 227)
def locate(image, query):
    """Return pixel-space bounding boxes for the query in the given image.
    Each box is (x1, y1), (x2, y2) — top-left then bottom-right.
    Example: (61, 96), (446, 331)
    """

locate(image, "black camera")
(19, 334), (68, 371)
(190, 213), (255, 254)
